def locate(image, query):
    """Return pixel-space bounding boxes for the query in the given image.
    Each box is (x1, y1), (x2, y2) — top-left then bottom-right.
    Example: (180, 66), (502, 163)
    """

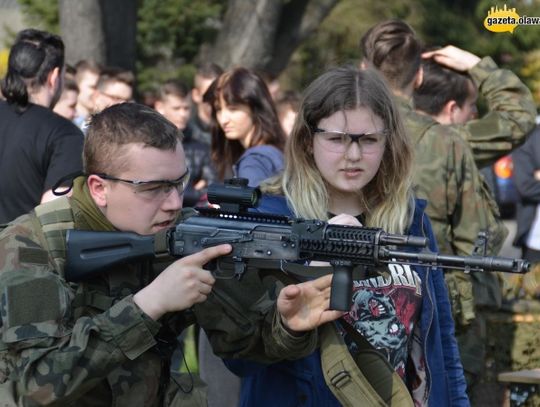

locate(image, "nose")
(345, 139), (362, 161)
(161, 188), (183, 212)
(217, 109), (229, 126)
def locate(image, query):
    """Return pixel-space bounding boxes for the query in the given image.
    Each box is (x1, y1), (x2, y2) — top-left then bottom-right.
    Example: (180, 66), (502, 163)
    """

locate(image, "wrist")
(279, 313), (305, 338)
(134, 288), (165, 320)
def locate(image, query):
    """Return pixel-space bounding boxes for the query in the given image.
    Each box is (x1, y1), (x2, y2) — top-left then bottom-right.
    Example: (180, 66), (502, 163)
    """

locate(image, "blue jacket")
(225, 195), (469, 406)
(234, 145), (284, 187)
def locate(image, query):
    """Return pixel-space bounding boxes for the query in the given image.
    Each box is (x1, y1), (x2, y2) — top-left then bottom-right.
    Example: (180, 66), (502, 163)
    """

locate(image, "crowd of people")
(0, 19), (538, 406)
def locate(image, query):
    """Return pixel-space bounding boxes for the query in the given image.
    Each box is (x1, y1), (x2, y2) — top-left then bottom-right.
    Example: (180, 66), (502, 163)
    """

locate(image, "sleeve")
(462, 57), (536, 168)
(235, 152), (281, 187)
(223, 307), (318, 377)
(512, 128), (540, 203)
(424, 216), (470, 406)
(43, 120), (84, 191)
(193, 267), (317, 365)
(0, 229), (162, 403)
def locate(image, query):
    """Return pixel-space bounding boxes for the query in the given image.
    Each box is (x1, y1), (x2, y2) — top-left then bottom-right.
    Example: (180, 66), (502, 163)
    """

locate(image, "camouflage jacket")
(461, 57), (536, 169)
(401, 99), (509, 325)
(0, 198), (316, 406)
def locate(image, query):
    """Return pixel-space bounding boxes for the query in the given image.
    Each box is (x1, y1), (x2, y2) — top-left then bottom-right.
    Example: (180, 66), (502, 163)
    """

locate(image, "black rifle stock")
(64, 179), (530, 311)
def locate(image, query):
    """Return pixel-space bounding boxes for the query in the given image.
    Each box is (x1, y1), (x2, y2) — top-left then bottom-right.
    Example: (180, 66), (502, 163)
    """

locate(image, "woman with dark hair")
(206, 67), (286, 186)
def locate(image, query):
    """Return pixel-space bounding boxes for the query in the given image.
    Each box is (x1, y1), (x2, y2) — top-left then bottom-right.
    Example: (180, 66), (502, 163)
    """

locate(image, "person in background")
(512, 127), (540, 300)
(190, 62), (223, 144)
(360, 20), (536, 402)
(91, 66), (134, 113)
(206, 67), (286, 187)
(0, 28), (83, 223)
(155, 81), (216, 214)
(221, 65), (468, 406)
(198, 66), (287, 407)
(53, 78), (79, 121)
(73, 59), (100, 128)
(275, 90), (301, 137)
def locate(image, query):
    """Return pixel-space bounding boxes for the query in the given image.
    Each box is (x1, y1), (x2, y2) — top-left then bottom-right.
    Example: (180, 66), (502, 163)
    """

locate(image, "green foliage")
(136, 0), (223, 92)
(283, 0), (422, 91)
(17, 0), (59, 33)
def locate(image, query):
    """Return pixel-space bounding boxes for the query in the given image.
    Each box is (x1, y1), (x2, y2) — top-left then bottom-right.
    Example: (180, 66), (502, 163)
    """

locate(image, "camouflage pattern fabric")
(400, 56), (536, 390)
(0, 198), (318, 406)
(462, 57), (537, 169)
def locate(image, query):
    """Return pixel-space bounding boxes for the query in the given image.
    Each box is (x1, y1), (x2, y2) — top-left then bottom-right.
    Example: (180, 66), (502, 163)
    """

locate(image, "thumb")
(182, 244), (232, 266)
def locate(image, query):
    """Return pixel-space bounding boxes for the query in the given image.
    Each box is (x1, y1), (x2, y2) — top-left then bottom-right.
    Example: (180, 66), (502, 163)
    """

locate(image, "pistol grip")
(330, 261), (353, 311)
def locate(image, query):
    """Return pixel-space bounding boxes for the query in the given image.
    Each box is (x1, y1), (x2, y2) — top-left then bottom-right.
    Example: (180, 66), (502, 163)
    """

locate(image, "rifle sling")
(320, 319), (413, 407)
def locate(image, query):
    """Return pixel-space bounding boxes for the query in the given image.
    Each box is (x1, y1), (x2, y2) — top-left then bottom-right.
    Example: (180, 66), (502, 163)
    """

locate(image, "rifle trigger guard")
(233, 256), (247, 280)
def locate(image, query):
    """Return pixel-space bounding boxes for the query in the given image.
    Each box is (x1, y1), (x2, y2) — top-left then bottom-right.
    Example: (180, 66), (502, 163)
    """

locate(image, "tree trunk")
(59, 0), (137, 73)
(203, 0), (338, 77)
(100, 0), (137, 73)
(207, 0), (282, 71)
(59, 0), (106, 66)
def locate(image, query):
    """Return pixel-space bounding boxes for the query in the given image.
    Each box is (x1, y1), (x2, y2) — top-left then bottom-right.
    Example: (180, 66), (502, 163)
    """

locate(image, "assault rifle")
(65, 178), (530, 311)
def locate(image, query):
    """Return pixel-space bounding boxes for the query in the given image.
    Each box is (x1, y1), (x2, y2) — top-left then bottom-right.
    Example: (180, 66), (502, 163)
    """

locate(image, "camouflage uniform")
(400, 57), (536, 387)
(0, 192), (316, 406)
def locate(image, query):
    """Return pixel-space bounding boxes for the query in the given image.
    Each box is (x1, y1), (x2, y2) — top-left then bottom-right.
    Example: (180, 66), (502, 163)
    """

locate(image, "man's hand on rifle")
(278, 275), (345, 333)
(134, 244), (232, 320)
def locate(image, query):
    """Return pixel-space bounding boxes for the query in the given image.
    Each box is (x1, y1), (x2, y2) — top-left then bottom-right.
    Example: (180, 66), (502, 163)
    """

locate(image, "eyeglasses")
(99, 91), (132, 104)
(313, 128), (386, 154)
(96, 169), (190, 200)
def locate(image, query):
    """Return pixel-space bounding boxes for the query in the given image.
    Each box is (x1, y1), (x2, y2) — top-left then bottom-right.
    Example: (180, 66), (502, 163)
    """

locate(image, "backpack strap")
(32, 197), (75, 275)
(320, 321), (414, 407)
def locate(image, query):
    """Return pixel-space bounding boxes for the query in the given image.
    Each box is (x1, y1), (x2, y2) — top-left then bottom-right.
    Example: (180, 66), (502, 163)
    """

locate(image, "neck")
(328, 190), (364, 217)
(29, 87), (51, 109)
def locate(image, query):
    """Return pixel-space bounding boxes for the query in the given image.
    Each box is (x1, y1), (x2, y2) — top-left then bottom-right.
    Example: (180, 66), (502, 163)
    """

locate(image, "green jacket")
(459, 56), (536, 169)
(399, 57), (535, 324)
(0, 196), (316, 406)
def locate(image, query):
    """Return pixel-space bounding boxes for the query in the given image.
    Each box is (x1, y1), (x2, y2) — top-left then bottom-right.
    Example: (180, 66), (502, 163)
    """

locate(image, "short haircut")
(413, 59), (473, 115)
(84, 103), (182, 175)
(96, 66), (135, 91)
(1, 28), (64, 109)
(195, 62), (223, 81)
(275, 90), (301, 116)
(63, 78), (79, 94)
(157, 80), (190, 101)
(74, 59), (101, 83)
(360, 20), (422, 92)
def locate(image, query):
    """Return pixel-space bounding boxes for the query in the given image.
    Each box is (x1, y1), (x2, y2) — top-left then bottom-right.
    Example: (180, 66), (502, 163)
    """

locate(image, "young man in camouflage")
(360, 19), (536, 396)
(0, 103), (335, 406)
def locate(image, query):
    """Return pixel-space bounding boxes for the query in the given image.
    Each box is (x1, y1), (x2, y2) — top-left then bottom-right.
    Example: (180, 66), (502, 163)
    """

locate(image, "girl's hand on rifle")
(277, 275), (345, 333)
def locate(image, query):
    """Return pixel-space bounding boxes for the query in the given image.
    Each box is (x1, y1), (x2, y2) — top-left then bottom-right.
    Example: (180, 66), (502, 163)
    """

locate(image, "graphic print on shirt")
(343, 262), (423, 379)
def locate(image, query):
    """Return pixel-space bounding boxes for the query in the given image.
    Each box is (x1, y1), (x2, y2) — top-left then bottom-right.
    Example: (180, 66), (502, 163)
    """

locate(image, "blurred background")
(1, 0), (540, 104)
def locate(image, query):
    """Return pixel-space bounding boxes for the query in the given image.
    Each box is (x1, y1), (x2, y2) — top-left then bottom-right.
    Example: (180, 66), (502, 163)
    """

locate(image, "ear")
(87, 175), (108, 208)
(192, 88), (202, 104)
(413, 65), (423, 89)
(47, 66), (61, 90)
(436, 100), (458, 125)
(154, 100), (164, 115)
(359, 60), (368, 70)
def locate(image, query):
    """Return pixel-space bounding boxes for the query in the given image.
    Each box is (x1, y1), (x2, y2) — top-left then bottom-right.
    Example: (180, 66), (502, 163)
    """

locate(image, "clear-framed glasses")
(313, 128), (386, 154)
(96, 169), (190, 200)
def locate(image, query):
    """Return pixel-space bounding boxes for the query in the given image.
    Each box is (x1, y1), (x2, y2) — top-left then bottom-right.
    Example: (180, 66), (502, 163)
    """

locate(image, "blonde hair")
(262, 66), (414, 234)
